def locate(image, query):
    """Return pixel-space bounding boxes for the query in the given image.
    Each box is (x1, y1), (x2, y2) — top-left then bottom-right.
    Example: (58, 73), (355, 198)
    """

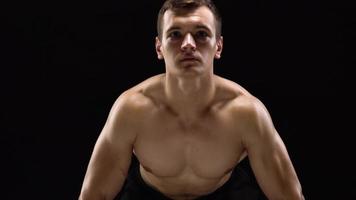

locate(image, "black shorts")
(115, 155), (267, 200)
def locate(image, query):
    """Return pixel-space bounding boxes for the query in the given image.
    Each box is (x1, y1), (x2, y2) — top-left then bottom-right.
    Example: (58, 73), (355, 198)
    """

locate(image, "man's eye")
(168, 31), (181, 38)
(195, 31), (208, 39)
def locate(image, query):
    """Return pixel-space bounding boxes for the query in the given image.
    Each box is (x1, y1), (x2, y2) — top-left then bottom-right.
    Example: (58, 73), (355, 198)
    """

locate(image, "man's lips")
(179, 57), (200, 62)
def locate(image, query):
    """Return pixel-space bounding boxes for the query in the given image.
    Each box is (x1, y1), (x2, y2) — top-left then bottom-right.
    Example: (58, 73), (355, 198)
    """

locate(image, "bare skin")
(135, 74), (248, 199)
(79, 5), (304, 200)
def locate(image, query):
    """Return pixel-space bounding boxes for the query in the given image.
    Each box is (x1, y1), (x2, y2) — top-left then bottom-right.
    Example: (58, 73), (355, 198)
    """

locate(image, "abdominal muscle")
(139, 163), (233, 200)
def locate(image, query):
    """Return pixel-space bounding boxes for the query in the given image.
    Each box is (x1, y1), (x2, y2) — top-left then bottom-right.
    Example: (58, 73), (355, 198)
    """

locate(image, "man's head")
(157, 0), (222, 40)
(155, 0), (223, 76)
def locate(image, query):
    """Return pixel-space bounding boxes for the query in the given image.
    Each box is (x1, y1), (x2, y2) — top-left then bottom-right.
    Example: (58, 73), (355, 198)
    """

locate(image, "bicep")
(80, 96), (136, 199)
(241, 100), (302, 199)
(247, 130), (299, 198)
(83, 132), (133, 197)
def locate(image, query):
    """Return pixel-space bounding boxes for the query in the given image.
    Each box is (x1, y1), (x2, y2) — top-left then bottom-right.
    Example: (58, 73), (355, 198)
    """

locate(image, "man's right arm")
(79, 93), (137, 200)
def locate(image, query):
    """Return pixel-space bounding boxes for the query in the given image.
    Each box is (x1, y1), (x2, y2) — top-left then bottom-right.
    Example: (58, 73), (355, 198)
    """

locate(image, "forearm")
(79, 190), (105, 200)
(79, 171), (126, 200)
(270, 186), (304, 200)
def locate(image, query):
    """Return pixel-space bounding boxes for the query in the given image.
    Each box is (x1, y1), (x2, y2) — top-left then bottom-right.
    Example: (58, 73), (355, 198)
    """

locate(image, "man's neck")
(163, 72), (216, 125)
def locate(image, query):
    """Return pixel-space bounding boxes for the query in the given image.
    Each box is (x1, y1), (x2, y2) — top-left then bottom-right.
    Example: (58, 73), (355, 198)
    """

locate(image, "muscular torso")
(128, 74), (249, 199)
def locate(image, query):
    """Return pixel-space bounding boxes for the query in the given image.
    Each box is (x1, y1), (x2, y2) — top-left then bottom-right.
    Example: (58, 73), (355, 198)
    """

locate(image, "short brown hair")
(157, 0), (222, 40)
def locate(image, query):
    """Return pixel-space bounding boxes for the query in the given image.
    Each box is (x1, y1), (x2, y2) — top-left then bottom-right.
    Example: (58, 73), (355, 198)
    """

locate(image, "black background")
(2, 0), (354, 199)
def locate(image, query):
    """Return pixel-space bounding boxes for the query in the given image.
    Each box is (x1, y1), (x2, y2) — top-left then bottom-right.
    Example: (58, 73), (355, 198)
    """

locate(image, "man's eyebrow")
(195, 25), (211, 32)
(166, 26), (181, 34)
(165, 25), (212, 34)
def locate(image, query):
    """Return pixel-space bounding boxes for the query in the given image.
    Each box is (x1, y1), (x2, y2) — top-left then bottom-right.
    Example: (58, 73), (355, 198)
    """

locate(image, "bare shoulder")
(214, 75), (253, 97)
(215, 75), (273, 134)
(216, 78), (303, 200)
(214, 75), (260, 109)
(111, 74), (165, 119)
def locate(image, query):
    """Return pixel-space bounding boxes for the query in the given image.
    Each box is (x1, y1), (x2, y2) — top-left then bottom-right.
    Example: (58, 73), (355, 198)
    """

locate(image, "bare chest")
(133, 111), (245, 180)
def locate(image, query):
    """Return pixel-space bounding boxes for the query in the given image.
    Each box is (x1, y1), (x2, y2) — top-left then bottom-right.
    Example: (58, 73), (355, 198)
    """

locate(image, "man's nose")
(181, 33), (196, 51)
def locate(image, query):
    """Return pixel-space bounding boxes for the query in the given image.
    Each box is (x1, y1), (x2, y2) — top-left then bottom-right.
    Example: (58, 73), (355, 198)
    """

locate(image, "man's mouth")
(180, 57), (199, 62)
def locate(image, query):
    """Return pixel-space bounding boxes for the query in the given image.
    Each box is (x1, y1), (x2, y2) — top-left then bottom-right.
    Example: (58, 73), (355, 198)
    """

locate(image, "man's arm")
(79, 93), (137, 200)
(236, 97), (304, 200)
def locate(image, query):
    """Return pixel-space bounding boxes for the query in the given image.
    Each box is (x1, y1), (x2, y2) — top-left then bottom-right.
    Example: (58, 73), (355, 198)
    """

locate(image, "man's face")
(156, 6), (223, 76)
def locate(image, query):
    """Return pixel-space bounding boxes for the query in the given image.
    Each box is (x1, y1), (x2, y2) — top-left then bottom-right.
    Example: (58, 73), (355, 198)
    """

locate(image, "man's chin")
(177, 65), (205, 77)
(181, 64), (199, 69)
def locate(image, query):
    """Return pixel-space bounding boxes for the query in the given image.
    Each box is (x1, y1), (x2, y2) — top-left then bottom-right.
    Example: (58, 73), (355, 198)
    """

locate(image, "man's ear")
(214, 36), (223, 59)
(155, 37), (164, 60)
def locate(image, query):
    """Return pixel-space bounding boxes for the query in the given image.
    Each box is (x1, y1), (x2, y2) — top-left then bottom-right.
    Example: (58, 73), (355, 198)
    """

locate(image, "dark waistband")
(119, 156), (264, 200)
(134, 165), (248, 199)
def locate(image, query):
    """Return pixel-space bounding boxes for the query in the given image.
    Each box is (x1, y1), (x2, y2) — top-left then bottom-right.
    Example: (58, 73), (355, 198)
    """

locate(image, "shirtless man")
(79, 0), (304, 199)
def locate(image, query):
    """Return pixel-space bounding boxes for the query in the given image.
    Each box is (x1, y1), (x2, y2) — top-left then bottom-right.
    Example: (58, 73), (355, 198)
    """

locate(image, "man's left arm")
(238, 98), (304, 200)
